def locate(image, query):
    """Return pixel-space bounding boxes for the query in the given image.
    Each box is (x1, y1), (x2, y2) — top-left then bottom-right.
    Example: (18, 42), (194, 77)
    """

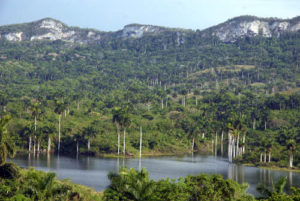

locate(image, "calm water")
(9, 153), (300, 195)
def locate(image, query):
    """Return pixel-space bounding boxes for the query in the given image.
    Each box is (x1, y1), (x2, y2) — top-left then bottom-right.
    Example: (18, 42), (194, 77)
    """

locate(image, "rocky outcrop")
(0, 16), (299, 44)
(206, 16), (300, 42)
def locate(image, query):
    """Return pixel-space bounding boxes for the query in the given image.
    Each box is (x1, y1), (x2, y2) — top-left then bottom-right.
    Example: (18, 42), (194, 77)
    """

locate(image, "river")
(9, 153), (300, 195)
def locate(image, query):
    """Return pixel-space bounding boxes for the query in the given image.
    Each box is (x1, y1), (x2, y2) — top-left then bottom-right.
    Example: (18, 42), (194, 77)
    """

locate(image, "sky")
(0, 0), (299, 31)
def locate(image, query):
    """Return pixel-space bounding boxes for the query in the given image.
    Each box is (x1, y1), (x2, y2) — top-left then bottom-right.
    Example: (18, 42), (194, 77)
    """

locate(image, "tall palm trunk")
(117, 125), (120, 155)
(58, 114), (61, 153)
(260, 152), (263, 162)
(37, 140), (40, 153)
(123, 128), (126, 155)
(253, 118), (256, 129)
(139, 126), (142, 158)
(33, 137), (36, 153)
(215, 132), (218, 155)
(29, 136), (32, 152)
(289, 152), (293, 168)
(236, 133), (239, 156)
(264, 120), (267, 130)
(76, 141), (79, 154)
(228, 132), (232, 162)
(192, 137), (195, 153)
(34, 116), (37, 131)
(47, 136), (51, 153)
(232, 138), (235, 158)
(221, 131), (223, 156)
(242, 135), (245, 154)
(88, 138), (90, 151)
(268, 150), (271, 163)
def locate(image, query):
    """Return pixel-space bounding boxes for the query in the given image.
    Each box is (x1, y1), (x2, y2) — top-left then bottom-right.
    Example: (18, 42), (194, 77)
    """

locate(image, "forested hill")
(0, 15), (300, 44)
(0, 16), (299, 167)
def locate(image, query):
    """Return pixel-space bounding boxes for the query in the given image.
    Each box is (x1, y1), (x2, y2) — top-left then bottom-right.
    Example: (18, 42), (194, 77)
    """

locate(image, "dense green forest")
(0, 16), (299, 200)
(0, 29), (299, 169)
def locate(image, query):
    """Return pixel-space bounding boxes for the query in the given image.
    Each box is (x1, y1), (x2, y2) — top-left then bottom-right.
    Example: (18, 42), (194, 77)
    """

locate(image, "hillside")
(0, 15), (299, 44)
(0, 15), (299, 171)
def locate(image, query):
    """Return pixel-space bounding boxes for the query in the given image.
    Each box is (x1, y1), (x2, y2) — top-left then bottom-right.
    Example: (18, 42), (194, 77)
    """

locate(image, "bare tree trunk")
(123, 128), (126, 155)
(236, 133), (239, 156)
(202, 132), (205, 138)
(253, 118), (256, 129)
(192, 137), (195, 153)
(47, 136), (51, 153)
(58, 114), (61, 153)
(195, 96), (198, 106)
(232, 138), (236, 158)
(34, 116), (37, 132)
(228, 132), (232, 162)
(139, 126), (142, 158)
(76, 141), (79, 154)
(264, 120), (267, 130)
(268, 151), (271, 163)
(215, 132), (218, 155)
(260, 152), (263, 162)
(37, 140), (40, 153)
(242, 135), (245, 154)
(88, 138), (90, 151)
(264, 152), (267, 163)
(117, 125), (120, 155)
(33, 136), (36, 153)
(29, 136), (32, 152)
(289, 153), (293, 168)
(221, 131), (223, 156)
(161, 99), (164, 109)
(77, 101), (80, 110)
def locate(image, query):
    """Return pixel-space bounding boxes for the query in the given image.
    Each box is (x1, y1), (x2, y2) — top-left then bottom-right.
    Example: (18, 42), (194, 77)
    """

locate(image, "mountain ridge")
(0, 15), (299, 44)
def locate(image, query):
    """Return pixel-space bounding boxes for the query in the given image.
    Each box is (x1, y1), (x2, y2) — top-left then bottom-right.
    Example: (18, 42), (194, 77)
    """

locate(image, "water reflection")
(9, 153), (300, 195)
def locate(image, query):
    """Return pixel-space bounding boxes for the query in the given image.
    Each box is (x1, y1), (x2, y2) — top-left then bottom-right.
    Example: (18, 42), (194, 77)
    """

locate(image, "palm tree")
(82, 126), (97, 151)
(120, 111), (131, 156)
(0, 115), (15, 166)
(73, 132), (82, 155)
(23, 123), (34, 153)
(54, 101), (65, 153)
(106, 167), (156, 201)
(286, 139), (296, 168)
(257, 176), (287, 198)
(112, 107), (122, 155)
(266, 138), (274, 163)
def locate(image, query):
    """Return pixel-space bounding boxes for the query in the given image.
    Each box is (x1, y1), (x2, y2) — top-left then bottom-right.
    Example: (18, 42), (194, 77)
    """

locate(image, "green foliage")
(104, 167), (255, 201)
(0, 166), (103, 201)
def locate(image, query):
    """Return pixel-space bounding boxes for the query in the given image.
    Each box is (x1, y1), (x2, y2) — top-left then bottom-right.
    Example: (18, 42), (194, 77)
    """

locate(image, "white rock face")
(122, 25), (162, 38)
(4, 32), (23, 41)
(30, 19), (75, 42)
(213, 19), (300, 42)
(87, 31), (101, 40)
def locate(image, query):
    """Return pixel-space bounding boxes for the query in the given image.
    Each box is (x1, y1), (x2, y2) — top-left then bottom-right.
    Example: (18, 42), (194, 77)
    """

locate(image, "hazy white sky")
(0, 0), (299, 31)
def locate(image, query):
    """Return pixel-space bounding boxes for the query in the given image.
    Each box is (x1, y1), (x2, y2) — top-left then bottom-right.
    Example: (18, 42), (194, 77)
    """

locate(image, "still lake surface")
(10, 153), (300, 195)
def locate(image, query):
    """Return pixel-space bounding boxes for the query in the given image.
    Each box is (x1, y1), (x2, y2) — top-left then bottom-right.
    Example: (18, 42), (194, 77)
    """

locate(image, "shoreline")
(240, 163), (300, 173)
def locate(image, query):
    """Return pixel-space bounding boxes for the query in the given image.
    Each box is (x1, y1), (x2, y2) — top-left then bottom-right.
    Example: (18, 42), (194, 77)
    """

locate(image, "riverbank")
(241, 163), (300, 173)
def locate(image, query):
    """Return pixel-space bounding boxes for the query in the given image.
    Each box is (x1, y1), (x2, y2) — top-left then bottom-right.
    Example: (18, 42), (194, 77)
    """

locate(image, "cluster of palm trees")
(112, 107), (131, 156)
(227, 119), (247, 163)
(26, 100), (66, 155)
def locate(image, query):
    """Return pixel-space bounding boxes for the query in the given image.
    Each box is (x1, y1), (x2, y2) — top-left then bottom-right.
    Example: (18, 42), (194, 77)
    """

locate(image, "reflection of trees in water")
(227, 164), (244, 184)
(289, 171), (293, 187)
(47, 153), (50, 169)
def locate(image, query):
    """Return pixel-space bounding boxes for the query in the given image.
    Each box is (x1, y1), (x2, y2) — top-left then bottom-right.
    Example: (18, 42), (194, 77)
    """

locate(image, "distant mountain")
(0, 15), (299, 44)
